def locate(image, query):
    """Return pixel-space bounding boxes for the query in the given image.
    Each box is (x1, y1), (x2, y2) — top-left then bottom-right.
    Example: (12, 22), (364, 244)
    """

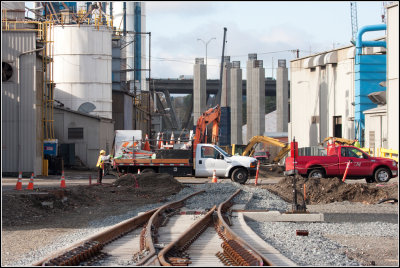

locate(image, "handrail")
(360, 147), (374, 156)
(379, 148), (398, 162)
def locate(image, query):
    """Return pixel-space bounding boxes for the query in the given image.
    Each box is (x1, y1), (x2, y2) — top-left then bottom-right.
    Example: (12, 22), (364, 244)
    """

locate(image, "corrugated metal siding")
(1, 2), (25, 21)
(2, 31), (37, 173)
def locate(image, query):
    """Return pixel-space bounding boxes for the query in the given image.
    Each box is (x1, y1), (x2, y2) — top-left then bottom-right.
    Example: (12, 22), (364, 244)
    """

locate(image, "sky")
(145, 1), (387, 79)
(24, 1), (388, 80)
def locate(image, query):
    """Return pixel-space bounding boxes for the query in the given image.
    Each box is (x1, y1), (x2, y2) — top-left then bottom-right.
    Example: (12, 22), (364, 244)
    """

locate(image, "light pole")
(197, 37), (216, 67)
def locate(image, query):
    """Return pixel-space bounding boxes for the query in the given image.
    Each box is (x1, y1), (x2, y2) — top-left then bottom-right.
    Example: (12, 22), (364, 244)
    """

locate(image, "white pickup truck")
(113, 143), (258, 184)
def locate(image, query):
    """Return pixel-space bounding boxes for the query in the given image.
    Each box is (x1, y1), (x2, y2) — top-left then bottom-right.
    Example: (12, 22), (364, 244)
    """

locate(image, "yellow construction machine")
(241, 135), (291, 164)
(320, 137), (356, 146)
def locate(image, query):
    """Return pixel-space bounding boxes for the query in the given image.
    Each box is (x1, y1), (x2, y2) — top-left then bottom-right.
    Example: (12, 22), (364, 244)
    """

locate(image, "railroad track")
(33, 189), (295, 266)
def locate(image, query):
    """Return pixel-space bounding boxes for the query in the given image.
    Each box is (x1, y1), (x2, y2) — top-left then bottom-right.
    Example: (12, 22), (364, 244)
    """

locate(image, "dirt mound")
(2, 173), (184, 227)
(262, 177), (398, 205)
(114, 172), (182, 188)
(258, 164), (284, 178)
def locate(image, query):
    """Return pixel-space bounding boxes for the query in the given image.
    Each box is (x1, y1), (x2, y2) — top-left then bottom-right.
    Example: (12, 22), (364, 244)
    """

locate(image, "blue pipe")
(356, 24), (386, 56)
(354, 24), (387, 144)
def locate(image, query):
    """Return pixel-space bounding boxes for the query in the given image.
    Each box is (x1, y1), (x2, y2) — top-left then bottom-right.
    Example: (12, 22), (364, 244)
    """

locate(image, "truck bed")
(115, 158), (190, 165)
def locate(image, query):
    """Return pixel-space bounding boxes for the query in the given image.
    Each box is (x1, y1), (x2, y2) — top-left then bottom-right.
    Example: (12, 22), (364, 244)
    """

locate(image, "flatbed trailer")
(114, 158), (194, 177)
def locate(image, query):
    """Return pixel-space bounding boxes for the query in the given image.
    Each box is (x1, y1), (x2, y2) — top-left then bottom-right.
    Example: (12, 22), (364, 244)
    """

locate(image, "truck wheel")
(231, 168), (248, 184)
(365, 177), (375, 183)
(374, 167), (391, 183)
(308, 169), (324, 179)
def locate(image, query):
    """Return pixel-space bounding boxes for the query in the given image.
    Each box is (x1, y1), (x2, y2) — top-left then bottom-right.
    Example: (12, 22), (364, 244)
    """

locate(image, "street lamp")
(197, 37), (216, 66)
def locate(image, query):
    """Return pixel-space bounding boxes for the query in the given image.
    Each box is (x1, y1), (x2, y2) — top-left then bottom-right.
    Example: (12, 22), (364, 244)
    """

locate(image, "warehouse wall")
(290, 47), (356, 147)
(54, 108), (114, 168)
(2, 31), (38, 175)
(387, 3), (399, 151)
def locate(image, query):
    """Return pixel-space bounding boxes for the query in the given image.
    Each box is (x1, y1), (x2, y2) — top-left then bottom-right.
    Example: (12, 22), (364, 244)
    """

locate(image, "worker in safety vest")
(96, 150), (112, 184)
(353, 139), (361, 148)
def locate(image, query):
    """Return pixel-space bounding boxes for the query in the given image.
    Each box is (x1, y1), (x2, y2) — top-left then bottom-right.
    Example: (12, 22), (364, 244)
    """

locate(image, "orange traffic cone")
(170, 132), (175, 145)
(212, 170), (217, 183)
(158, 133), (163, 149)
(144, 134), (151, 151)
(138, 168), (141, 174)
(156, 132), (161, 149)
(60, 170), (66, 188)
(15, 172), (23, 190)
(26, 173), (35, 190)
(254, 161), (260, 186)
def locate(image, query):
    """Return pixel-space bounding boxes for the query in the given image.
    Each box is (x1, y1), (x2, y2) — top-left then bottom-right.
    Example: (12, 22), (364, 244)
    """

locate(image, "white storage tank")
(52, 25), (113, 119)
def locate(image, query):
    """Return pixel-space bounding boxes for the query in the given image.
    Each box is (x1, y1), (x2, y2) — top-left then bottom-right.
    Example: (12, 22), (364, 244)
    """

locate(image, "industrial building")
(289, 2), (398, 156)
(3, 2), (396, 178)
(1, 2), (148, 175)
(2, 2), (43, 176)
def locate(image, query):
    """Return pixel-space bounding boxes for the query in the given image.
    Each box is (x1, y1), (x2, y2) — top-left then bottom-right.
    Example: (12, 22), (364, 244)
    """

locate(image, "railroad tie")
(216, 251), (235, 266)
(43, 240), (104, 266)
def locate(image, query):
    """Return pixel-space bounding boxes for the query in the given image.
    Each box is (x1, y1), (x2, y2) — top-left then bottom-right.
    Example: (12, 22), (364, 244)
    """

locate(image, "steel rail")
(135, 190), (206, 266)
(157, 205), (217, 266)
(32, 190), (204, 266)
(157, 189), (271, 266)
(32, 208), (157, 266)
(216, 189), (276, 266)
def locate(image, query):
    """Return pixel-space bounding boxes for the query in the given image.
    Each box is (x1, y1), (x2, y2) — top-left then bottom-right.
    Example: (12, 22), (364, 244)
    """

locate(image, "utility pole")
(214, 27), (227, 107)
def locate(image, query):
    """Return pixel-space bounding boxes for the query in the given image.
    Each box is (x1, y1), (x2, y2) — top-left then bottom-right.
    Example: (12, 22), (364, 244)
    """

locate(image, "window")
(333, 116), (342, 138)
(341, 147), (364, 158)
(2, 62), (13, 82)
(68, 128), (84, 139)
(201, 147), (220, 159)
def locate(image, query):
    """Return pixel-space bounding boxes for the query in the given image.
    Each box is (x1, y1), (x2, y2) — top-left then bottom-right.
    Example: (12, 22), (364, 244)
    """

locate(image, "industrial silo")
(52, 24), (113, 119)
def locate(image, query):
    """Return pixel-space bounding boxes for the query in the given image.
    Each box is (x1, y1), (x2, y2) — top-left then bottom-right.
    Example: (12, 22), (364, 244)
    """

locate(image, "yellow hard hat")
(100, 150), (106, 154)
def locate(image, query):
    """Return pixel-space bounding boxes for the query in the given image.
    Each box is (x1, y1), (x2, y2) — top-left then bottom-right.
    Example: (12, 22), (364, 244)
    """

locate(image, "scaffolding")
(41, 19), (55, 142)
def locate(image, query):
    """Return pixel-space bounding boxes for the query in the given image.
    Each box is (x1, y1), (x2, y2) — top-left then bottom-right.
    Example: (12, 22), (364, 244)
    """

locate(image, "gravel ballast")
(3, 181), (398, 266)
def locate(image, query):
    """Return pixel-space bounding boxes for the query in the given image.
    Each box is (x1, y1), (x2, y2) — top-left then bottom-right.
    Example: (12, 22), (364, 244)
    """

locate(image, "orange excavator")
(192, 105), (221, 156)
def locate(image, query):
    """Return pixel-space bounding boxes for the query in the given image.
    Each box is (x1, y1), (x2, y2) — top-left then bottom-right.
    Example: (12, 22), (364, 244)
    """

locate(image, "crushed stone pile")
(262, 177), (398, 205)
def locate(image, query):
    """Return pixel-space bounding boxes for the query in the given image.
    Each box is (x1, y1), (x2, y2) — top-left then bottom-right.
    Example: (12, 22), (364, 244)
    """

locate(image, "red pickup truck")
(285, 144), (398, 183)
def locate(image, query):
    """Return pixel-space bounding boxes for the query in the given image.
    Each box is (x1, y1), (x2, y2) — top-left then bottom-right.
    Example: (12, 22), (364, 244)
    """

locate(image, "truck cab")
(195, 144), (258, 184)
(253, 151), (270, 163)
(285, 143), (398, 183)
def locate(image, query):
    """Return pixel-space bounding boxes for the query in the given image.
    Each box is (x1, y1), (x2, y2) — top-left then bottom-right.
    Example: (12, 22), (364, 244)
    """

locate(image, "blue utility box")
(44, 139), (58, 156)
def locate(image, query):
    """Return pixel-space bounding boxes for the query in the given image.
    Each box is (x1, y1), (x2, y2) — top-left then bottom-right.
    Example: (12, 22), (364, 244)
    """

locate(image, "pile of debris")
(262, 177), (398, 204)
(2, 173), (184, 227)
(114, 172), (184, 189)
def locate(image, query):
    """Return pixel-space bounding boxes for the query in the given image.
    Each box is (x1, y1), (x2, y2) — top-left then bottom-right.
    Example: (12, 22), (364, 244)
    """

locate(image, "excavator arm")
(193, 105), (221, 153)
(242, 135), (290, 163)
(321, 137), (355, 146)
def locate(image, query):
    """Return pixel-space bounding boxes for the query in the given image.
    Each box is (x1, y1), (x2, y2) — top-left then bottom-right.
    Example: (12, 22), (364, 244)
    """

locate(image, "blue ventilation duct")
(354, 24), (386, 145)
(134, 3), (142, 86)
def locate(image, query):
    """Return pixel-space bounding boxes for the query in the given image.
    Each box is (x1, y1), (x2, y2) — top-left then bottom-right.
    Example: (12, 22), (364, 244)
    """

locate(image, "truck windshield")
(214, 145), (231, 157)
